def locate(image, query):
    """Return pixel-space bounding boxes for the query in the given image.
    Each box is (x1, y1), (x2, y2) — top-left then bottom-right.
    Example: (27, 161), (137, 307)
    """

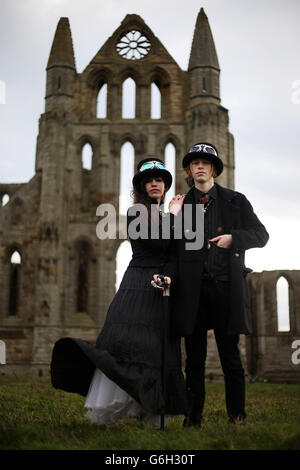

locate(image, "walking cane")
(151, 275), (170, 430)
(161, 282), (170, 430)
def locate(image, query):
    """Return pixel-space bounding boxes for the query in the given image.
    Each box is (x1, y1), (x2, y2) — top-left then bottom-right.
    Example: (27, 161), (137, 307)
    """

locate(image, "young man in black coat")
(168, 142), (269, 427)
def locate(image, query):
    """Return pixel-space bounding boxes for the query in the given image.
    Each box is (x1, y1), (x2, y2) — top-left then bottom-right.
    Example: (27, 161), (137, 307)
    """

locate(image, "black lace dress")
(51, 205), (187, 423)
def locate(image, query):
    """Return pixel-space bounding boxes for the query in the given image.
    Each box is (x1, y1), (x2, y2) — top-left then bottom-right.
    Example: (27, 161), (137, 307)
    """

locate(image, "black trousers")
(185, 279), (246, 419)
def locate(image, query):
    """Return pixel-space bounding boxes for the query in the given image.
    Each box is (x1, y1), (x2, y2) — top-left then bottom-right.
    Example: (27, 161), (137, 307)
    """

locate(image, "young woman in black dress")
(51, 158), (186, 426)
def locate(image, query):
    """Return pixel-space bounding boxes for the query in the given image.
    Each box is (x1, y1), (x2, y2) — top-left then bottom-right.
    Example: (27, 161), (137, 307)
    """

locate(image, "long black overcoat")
(168, 183), (269, 337)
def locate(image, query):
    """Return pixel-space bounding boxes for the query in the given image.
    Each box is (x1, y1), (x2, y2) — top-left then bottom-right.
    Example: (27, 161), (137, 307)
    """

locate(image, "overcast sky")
(0, 0), (299, 275)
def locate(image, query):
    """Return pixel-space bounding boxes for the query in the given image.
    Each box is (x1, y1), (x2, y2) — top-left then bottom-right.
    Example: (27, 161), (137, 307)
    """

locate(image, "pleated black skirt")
(51, 266), (187, 416)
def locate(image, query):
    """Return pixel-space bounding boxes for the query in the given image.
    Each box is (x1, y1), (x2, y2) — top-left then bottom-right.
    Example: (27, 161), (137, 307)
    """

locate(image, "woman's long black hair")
(131, 176), (167, 225)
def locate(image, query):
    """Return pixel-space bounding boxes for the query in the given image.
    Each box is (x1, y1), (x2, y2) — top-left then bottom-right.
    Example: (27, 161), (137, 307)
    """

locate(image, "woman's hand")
(209, 234), (233, 249)
(152, 274), (171, 290)
(168, 194), (185, 215)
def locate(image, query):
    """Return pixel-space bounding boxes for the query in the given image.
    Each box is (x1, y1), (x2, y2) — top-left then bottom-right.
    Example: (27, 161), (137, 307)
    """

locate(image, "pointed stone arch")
(149, 66), (171, 87)
(117, 66), (143, 86)
(158, 133), (182, 164)
(86, 67), (113, 88)
(77, 134), (97, 152)
(76, 135), (97, 171)
(85, 67), (113, 118)
(118, 67), (145, 120)
(5, 244), (23, 264)
(119, 132), (138, 149)
(149, 67), (171, 119)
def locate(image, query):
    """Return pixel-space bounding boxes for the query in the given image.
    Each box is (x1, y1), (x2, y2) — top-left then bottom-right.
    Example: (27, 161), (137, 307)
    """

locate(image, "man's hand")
(209, 234), (232, 249)
(168, 194), (185, 215)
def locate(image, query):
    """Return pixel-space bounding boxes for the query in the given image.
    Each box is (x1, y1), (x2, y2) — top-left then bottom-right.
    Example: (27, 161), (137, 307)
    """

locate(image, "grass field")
(0, 376), (299, 451)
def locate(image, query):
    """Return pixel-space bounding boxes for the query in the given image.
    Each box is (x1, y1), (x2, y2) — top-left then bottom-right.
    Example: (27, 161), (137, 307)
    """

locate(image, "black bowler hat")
(182, 142), (223, 176)
(132, 157), (173, 189)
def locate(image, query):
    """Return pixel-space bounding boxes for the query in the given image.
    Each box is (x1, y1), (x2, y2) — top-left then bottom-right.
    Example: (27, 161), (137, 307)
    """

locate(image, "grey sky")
(0, 0), (299, 273)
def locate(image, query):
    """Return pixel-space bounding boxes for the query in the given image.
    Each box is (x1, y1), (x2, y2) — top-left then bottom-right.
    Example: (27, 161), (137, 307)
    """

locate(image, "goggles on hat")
(189, 144), (218, 156)
(139, 161), (165, 172)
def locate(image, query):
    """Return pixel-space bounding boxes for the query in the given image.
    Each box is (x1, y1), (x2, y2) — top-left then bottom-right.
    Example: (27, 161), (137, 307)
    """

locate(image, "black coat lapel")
(216, 184), (239, 231)
(182, 188), (197, 231)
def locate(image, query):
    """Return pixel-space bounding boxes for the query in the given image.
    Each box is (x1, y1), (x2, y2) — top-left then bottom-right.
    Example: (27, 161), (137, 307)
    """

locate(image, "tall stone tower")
(0, 9), (236, 375)
(186, 9), (234, 189)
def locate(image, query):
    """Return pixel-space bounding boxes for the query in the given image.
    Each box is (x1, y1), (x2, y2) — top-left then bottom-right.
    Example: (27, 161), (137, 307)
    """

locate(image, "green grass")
(0, 376), (299, 450)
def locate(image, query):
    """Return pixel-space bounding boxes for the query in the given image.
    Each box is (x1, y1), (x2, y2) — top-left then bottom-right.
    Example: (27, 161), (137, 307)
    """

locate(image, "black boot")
(183, 390), (202, 428)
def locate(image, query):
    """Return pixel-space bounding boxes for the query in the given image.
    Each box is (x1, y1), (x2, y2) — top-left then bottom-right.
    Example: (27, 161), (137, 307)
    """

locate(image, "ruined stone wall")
(246, 270), (300, 383)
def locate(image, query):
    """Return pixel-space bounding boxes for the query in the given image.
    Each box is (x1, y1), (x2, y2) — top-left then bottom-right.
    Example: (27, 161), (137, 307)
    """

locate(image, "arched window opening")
(82, 142), (93, 170)
(76, 242), (90, 313)
(202, 77), (206, 92)
(276, 276), (290, 332)
(9, 250), (21, 316)
(11, 251), (21, 264)
(119, 141), (135, 216)
(164, 142), (176, 211)
(115, 240), (132, 291)
(2, 193), (9, 206)
(151, 82), (161, 119)
(122, 78), (136, 119)
(96, 83), (107, 118)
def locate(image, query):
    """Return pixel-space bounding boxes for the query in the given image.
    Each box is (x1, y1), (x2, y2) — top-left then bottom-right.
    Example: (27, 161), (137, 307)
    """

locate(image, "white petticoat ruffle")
(85, 368), (171, 427)
(84, 368), (143, 424)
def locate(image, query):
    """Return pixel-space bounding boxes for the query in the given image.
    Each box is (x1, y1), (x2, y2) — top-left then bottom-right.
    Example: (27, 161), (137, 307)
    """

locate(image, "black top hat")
(182, 142), (223, 176)
(132, 157), (173, 189)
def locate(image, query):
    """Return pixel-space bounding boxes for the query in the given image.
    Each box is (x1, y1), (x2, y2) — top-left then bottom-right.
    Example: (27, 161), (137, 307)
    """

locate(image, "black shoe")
(228, 414), (246, 425)
(184, 388), (203, 428)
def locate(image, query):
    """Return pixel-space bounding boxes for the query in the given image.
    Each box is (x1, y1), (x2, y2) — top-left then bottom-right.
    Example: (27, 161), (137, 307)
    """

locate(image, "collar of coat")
(185, 183), (238, 204)
(215, 184), (238, 202)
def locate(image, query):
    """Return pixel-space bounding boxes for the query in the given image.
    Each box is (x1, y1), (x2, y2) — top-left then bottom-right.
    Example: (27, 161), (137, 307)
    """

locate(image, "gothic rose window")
(116, 30), (151, 60)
